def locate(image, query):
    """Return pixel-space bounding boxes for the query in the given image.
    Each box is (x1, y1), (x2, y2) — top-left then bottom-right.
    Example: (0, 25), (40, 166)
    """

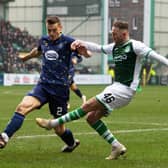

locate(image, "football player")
(0, 15), (91, 152)
(36, 20), (168, 159)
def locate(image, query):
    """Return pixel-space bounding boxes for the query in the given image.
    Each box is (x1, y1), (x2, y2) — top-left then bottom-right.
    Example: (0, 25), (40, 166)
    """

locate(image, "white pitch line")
(1, 118), (168, 127)
(2, 90), (25, 95)
(15, 127), (168, 139)
(73, 120), (168, 126)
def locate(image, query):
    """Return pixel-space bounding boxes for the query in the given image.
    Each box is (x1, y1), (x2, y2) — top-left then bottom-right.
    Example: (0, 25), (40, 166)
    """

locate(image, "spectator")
(0, 19), (40, 73)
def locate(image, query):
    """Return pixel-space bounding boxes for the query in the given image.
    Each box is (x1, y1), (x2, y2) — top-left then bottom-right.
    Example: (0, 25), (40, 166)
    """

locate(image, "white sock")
(1, 132), (9, 142)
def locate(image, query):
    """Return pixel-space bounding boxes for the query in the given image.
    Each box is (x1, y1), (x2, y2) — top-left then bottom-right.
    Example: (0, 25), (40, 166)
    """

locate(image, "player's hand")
(71, 40), (92, 58)
(77, 47), (92, 58)
(18, 52), (28, 62)
(71, 40), (84, 50)
(72, 57), (78, 65)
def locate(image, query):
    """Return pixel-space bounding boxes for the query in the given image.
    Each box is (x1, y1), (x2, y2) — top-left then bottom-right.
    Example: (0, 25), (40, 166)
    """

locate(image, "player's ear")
(123, 30), (128, 37)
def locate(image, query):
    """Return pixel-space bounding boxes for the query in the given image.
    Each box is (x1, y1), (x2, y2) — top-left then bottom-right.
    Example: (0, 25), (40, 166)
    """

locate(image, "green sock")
(91, 120), (116, 144)
(50, 108), (86, 127)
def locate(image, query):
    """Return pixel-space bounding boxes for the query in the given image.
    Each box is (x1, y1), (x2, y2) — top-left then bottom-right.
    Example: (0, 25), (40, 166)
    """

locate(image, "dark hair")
(46, 15), (61, 25)
(113, 20), (128, 30)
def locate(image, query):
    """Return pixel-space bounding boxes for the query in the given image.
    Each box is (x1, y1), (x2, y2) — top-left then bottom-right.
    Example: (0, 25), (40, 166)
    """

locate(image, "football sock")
(90, 120), (116, 144)
(50, 108), (86, 127)
(73, 89), (83, 98)
(60, 129), (75, 146)
(4, 112), (25, 138)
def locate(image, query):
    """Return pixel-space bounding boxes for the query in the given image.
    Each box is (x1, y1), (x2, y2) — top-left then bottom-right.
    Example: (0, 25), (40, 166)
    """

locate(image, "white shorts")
(96, 82), (136, 115)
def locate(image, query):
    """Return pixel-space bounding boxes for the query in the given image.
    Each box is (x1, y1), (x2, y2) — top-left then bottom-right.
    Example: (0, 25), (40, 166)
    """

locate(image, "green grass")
(0, 85), (168, 168)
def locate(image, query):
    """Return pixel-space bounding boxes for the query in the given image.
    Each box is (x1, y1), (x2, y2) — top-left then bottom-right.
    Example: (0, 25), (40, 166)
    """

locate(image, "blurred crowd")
(0, 20), (41, 73)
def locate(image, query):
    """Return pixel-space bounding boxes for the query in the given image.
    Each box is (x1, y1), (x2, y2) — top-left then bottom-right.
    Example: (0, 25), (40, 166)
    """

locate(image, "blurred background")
(0, 0), (168, 85)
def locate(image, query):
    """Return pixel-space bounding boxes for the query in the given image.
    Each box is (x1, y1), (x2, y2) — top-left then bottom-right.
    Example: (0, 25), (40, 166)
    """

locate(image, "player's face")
(46, 23), (62, 41)
(111, 26), (126, 45)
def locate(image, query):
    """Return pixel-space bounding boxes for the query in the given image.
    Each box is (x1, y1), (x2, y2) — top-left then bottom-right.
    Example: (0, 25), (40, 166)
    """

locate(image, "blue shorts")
(27, 83), (69, 118)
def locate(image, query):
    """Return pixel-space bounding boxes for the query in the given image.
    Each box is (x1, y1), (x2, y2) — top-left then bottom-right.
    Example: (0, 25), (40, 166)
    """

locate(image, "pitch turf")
(0, 85), (168, 168)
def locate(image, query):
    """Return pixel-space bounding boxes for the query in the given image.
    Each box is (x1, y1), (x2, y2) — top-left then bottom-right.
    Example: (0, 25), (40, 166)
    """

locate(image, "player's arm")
(133, 40), (168, 66)
(76, 46), (92, 58)
(71, 40), (92, 58)
(148, 51), (168, 66)
(72, 57), (78, 65)
(18, 47), (41, 62)
(71, 40), (113, 55)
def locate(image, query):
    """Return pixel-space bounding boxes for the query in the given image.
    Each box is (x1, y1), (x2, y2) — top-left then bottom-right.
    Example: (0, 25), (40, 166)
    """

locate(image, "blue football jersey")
(38, 34), (78, 86)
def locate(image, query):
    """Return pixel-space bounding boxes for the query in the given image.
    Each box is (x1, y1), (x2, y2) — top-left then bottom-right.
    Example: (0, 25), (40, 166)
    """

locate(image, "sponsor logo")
(45, 50), (59, 60)
(125, 46), (130, 53)
(114, 54), (127, 62)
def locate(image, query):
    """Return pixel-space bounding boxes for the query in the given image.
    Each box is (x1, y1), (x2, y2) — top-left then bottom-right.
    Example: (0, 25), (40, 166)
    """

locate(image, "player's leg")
(86, 110), (116, 144)
(0, 95), (41, 148)
(70, 81), (86, 104)
(86, 110), (126, 160)
(0, 83), (47, 149)
(36, 83), (135, 129)
(49, 95), (79, 152)
(36, 82), (135, 159)
(85, 83), (135, 159)
(36, 97), (99, 129)
(54, 124), (80, 152)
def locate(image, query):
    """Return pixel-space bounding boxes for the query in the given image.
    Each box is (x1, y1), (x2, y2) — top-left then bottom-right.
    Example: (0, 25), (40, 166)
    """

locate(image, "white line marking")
(1, 91), (25, 95)
(1, 118), (168, 127)
(15, 127), (168, 139)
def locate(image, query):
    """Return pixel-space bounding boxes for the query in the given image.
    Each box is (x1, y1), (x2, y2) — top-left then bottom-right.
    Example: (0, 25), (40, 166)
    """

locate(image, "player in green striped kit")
(36, 20), (168, 160)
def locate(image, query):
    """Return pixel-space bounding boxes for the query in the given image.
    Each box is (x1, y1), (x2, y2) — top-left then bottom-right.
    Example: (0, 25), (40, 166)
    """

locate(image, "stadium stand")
(0, 19), (41, 73)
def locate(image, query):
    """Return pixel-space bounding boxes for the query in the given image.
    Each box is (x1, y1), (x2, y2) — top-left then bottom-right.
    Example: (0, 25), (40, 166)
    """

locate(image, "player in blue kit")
(67, 55), (86, 109)
(0, 16), (91, 151)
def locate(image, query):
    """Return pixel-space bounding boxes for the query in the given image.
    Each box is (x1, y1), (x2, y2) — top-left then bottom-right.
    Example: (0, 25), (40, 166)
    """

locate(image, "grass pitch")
(0, 85), (168, 168)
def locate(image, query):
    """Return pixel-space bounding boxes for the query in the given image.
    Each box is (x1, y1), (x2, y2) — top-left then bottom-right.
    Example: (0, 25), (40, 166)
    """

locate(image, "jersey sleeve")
(101, 43), (115, 54)
(85, 41), (114, 55)
(132, 40), (152, 58)
(148, 51), (168, 66)
(132, 40), (168, 66)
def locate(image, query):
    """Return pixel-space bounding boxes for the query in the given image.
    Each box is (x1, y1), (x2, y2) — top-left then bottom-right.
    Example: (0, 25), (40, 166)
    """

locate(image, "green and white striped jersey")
(85, 39), (168, 90)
